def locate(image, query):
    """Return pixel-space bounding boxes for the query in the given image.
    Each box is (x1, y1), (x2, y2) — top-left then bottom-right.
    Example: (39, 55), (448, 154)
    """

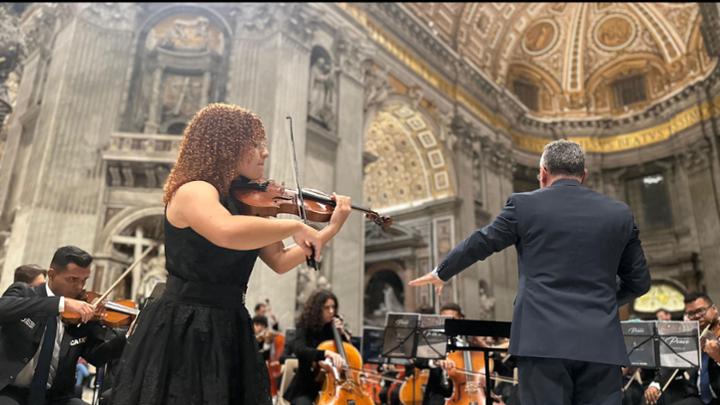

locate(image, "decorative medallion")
(522, 19), (559, 56)
(145, 14), (225, 54)
(594, 14), (636, 51)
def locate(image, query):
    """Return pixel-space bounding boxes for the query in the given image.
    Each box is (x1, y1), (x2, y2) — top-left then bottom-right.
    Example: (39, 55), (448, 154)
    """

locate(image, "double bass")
(315, 318), (374, 405)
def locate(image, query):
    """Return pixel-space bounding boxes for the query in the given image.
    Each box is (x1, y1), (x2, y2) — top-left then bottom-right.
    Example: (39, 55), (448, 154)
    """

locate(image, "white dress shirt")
(13, 284), (66, 388)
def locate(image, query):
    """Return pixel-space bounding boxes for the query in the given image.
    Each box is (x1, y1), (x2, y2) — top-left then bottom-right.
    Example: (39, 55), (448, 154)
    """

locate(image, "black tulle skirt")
(111, 290), (271, 405)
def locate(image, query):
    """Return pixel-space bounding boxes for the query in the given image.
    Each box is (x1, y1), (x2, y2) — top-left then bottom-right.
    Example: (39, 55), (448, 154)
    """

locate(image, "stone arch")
(93, 206), (165, 300)
(506, 62), (563, 113)
(364, 266), (406, 326)
(122, 4), (233, 134)
(585, 53), (671, 113)
(363, 98), (457, 211)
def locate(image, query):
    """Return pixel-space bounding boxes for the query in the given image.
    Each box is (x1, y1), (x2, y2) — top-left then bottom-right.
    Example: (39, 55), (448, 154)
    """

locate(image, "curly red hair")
(163, 103), (266, 204)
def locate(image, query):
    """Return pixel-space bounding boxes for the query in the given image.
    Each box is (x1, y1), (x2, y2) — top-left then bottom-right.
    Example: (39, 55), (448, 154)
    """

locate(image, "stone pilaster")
(227, 3), (318, 330)
(0, 4), (137, 291)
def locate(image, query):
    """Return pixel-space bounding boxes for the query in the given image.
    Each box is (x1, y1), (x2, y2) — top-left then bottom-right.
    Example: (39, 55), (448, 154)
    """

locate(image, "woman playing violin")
(284, 289), (349, 405)
(112, 104), (352, 405)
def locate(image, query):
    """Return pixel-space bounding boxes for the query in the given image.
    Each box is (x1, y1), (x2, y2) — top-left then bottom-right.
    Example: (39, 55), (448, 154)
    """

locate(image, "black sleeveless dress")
(112, 198), (272, 405)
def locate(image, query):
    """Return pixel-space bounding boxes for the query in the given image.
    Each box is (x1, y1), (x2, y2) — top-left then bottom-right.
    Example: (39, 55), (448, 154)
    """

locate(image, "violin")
(230, 178), (392, 229)
(62, 290), (139, 328)
(62, 246), (154, 328)
(315, 317), (374, 405)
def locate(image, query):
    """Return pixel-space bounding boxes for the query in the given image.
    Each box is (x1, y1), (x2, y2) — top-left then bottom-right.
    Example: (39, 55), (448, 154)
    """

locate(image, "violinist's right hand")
(65, 298), (95, 323)
(644, 386), (661, 405)
(324, 350), (345, 369)
(293, 223), (323, 261)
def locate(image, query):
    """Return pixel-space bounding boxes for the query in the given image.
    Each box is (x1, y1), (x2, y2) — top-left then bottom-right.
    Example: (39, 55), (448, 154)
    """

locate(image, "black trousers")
(517, 356), (622, 405)
(0, 385), (88, 405)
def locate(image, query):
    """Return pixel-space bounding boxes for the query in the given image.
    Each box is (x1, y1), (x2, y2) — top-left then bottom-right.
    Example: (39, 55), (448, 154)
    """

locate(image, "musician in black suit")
(0, 246), (126, 405)
(410, 140), (651, 404)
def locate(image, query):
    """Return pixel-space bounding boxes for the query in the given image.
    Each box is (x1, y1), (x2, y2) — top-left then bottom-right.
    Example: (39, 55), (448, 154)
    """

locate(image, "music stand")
(382, 312), (449, 404)
(362, 326), (386, 364)
(622, 320), (700, 369)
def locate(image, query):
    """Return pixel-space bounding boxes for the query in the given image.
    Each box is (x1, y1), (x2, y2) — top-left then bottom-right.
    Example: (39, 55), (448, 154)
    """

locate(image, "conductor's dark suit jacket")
(436, 179), (651, 366)
(0, 282), (126, 401)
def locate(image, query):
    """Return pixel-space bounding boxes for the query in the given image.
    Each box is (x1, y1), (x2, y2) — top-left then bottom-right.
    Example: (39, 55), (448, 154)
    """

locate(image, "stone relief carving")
(146, 15), (224, 55)
(363, 63), (391, 111)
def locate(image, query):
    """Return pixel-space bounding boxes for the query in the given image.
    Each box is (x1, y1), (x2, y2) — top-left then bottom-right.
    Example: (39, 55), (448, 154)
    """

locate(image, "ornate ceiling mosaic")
(404, 3), (715, 118)
(364, 103), (454, 210)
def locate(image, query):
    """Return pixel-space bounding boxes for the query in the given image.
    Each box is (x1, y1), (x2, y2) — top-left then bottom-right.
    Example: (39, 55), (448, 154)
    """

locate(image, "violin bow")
(286, 116), (319, 271)
(92, 244), (157, 308)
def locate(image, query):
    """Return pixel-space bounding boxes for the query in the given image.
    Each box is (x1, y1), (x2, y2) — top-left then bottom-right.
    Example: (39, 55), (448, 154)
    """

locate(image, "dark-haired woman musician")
(284, 289), (350, 405)
(112, 104), (352, 405)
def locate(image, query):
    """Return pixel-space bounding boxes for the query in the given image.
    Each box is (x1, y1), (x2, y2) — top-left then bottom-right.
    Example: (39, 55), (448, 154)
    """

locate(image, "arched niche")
(362, 100), (457, 211)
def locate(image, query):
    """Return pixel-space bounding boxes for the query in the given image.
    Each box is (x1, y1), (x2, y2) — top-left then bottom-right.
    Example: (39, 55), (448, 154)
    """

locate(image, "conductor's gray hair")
(540, 140), (585, 177)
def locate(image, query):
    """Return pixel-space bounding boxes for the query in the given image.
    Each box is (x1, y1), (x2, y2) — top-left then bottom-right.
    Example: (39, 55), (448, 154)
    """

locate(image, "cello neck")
(332, 319), (349, 363)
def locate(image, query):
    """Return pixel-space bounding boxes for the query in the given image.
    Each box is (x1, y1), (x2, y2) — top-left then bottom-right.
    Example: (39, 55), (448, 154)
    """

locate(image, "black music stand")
(382, 312), (449, 360)
(382, 312), (449, 404)
(445, 319), (512, 405)
(623, 320), (700, 369)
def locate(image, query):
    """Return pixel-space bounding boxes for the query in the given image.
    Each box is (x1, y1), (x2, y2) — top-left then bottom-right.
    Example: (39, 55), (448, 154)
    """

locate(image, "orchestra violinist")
(0, 246), (126, 405)
(644, 292), (720, 405)
(110, 103), (354, 405)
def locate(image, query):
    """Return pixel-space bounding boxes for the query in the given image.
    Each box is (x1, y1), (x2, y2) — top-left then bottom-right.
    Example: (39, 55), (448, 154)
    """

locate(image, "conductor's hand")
(293, 223), (323, 261)
(65, 298), (95, 323)
(408, 272), (445, 297)
(324, 350), (345, 370)
(644, 386), (661, 405)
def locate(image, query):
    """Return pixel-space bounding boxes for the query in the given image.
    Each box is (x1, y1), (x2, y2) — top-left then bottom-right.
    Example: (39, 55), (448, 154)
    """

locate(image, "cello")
(315, 317), (374, 405)
(445, 348), (494, 405)
(399, 367), (429, 405)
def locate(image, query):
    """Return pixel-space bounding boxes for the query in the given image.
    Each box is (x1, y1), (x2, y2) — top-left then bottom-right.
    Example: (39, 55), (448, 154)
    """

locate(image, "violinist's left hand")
(329, 193), (351, 228)
(705, 339), (720, 363)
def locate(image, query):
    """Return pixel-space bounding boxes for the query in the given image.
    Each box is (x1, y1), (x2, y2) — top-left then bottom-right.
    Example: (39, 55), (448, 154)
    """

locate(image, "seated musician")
(643, 292), (720, 405)
(409, 303), (464, 405)
(253, 315), (273, 362)
(283, 289), (348, 405)
(0, 246), (127, 405)
(13, 265), (47, 287)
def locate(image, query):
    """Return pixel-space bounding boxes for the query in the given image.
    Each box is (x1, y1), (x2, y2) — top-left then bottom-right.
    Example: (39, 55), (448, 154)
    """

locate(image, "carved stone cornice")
(78, 3), (138, 31)
(233, 3), (319, 49)
(335, 30), (372, 84)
